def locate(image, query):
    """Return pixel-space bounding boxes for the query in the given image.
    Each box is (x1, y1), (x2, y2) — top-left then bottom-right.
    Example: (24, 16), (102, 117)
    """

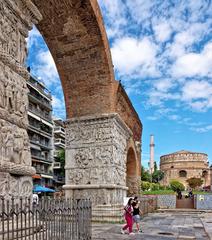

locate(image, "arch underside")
(126, 147), (139, 196)
(32, 0), (115, 118)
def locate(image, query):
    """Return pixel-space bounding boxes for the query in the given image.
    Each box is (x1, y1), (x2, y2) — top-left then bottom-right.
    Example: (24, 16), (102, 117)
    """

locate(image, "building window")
(202, 170), (208, 178)
(179, 170), (187, 178)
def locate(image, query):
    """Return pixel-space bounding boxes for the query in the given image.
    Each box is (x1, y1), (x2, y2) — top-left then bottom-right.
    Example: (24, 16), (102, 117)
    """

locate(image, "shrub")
(169, 180), (185, 192)
(159, 185), (166, 190)
(151, 183), (160, 191)
(141, 181), (151, 191)
(186, 177), (203, 189)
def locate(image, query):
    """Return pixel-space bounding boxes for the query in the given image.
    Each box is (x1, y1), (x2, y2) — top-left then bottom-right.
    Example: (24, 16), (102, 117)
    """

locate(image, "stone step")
(157, 208), (212, 214)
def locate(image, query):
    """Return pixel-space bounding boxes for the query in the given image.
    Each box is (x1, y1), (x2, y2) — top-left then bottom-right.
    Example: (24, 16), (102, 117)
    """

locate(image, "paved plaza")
(92, 211), (212, 240)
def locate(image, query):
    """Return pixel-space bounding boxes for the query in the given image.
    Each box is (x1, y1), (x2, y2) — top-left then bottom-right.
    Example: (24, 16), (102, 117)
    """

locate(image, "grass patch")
(141, 190), (212, 195)
(142, 190), (175, 195)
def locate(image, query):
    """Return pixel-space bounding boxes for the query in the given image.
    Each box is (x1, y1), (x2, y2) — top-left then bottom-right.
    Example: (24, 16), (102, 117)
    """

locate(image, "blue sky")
(27, 0), (212, 168)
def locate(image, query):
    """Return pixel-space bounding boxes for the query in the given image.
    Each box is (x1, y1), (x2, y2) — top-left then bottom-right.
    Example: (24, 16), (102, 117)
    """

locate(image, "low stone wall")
(196, 194), (212, 210)
(139, 195), (157, 215)
(157, 194), (176, 209)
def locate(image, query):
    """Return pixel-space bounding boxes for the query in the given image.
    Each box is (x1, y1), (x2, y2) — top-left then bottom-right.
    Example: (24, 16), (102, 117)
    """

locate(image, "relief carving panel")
(0, 173), (32, 198)
(0, 118), (34, 176)
(66, 121), (113, 147)
(0, 62), (29, 128)
(66, 114), (131, 190)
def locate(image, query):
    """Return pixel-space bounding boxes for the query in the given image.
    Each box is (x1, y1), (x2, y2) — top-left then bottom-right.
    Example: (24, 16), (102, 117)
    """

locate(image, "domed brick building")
(160, 150), (211, 188)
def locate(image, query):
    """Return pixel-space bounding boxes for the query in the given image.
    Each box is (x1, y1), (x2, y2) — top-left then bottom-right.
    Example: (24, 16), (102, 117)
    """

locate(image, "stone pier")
(0, 0), (42, 198)
(64, 113), (131, 206)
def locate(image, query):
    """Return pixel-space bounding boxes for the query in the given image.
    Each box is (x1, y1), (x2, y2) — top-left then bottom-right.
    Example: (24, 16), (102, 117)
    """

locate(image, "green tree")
(141, 166), (151, 182)
(186, 177), (203, 189)
(152, 170), (164, 183)
(154, 162), (158, 172)
(56, 149), (65, 177)
(170, 180), (185, 192)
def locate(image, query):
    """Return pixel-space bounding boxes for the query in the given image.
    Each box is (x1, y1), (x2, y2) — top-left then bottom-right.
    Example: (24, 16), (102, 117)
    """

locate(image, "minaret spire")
(149, 134), (155, 174)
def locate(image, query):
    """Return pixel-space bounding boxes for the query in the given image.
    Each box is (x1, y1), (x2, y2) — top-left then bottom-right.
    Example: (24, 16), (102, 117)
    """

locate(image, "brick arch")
(127, 147), (137, 176)
(126, 146), (140, 196)
(32, 0), (115, 118)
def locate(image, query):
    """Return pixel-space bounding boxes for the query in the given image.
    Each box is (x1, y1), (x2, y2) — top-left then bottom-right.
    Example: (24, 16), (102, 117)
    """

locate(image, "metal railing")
(0, 197), (92, 240)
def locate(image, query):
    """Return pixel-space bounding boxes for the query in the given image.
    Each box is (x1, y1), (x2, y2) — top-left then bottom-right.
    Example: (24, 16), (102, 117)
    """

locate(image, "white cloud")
(27, 26), (41, 49)
(153, 22), (172, 42)
(182, 80), (212, 101)
(153, 79), (174, 92)
(191, 125), (212, 133)
(111, 37), (158, 77)
(32, 50), (59, 87)
(172, 42), (212, 78)
(181, 80), (212, 111)
(52, 95), (66, 119)
(98, 0), (127, 38)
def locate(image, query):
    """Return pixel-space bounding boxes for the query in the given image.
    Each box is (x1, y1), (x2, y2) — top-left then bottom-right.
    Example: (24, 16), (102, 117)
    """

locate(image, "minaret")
(149, 134), (155, 174)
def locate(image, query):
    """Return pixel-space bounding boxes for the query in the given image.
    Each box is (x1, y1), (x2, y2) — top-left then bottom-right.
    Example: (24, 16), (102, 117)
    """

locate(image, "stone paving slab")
(92, 212), (210, 240)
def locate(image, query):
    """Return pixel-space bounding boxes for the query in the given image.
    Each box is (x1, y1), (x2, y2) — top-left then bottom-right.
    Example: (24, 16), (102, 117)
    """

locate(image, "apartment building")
(53, 118), (65, 190)
(27, 74), (54, 188)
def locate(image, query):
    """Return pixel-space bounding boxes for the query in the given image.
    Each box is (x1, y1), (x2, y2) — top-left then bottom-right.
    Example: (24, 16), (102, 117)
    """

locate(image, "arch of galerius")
(0, 0), (142, 206)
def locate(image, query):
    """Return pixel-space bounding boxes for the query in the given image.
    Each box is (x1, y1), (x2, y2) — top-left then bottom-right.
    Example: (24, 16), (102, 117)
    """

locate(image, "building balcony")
(28, 93), (52, 111)
(34, 166), (53, 175)
(31, 154), (53, 163)
(28, 107), (52, 123)
(54, 139), (65, 148)
(53, 175), (65, 183)
(54, 126), (65, 136)
(54, 150), (60, 158)
(28, 77), (52, 99)
(30, 139), (53, 150)
(53, 162), (61, 169)
(28, 125), (52, 138)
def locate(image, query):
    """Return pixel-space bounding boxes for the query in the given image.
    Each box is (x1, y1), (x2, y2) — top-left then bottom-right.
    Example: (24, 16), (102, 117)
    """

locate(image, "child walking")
(132, 197), (142, 233)
(121, 198), (135, 235)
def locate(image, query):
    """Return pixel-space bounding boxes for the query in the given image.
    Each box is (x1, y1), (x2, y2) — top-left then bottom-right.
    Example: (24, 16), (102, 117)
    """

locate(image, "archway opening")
(179, 170), (187, 178)
(126, 148), (137, 196)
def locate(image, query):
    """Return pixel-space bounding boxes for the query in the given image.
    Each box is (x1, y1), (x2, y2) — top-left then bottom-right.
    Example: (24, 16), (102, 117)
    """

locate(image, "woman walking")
(121, 198), (134, 235)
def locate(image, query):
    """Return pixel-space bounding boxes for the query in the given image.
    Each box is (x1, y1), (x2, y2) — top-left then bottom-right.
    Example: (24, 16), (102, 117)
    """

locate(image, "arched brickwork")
(0, 0), (142, 207)
(126, 146), (140, 196)
(32, 0), (115, 118)
(31, 0), (142, 199)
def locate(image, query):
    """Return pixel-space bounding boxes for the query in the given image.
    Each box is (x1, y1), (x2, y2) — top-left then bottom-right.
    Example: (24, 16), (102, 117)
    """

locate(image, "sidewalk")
(92, 211), (211, 239)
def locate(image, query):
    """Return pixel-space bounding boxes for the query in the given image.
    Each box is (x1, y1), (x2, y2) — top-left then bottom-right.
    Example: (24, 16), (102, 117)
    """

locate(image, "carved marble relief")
(66, 122), (112, 147)
(0, 173), (32, 198)
(0, 119), (31, 167)
(66, 114), (131, 193)
(0, 63), (29, 128)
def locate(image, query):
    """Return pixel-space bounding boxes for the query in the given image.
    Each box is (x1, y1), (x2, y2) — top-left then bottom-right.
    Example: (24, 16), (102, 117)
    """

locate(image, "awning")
(32, 174), (41, 179)
(41, 174), (53, 179)
(33, 185), (55, 193)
